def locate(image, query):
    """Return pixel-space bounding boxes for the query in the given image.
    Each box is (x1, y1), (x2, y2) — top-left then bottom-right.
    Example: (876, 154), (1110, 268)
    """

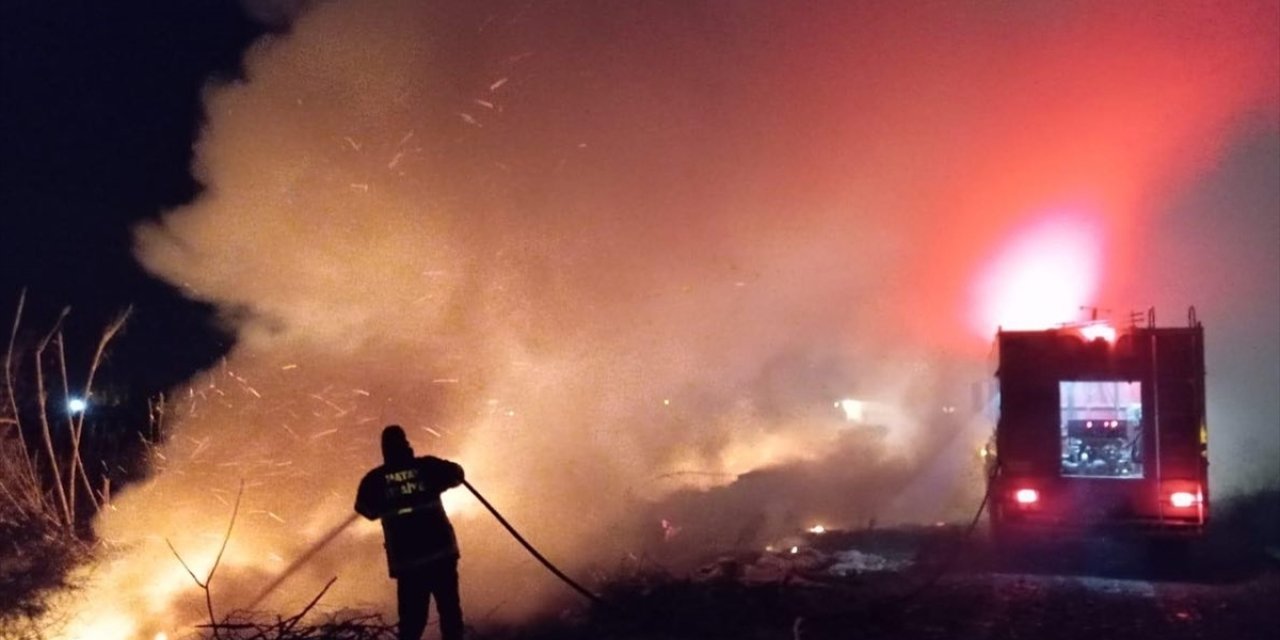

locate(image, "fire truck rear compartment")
(990, 315), (1208, 539)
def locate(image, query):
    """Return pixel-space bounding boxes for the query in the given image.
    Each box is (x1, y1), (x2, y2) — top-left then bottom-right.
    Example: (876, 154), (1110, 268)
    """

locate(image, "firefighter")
(355, 425), (466, 640)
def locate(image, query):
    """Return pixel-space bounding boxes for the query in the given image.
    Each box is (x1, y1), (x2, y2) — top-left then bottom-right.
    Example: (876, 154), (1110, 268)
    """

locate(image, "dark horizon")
(1, 0), (266, 393)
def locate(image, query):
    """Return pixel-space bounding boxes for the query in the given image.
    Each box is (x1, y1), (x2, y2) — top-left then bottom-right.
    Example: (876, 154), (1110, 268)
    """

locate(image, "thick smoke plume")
(50, 1), (1278, 637)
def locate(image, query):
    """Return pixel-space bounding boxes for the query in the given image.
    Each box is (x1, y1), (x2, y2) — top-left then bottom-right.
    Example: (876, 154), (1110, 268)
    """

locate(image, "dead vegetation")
(197, 612), (397, 640)
(163, 478), (399, 640)
(0, 291), (136, 627)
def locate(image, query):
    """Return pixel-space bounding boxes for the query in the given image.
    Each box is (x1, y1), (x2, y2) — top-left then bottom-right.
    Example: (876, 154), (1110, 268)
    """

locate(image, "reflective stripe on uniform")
(383, 495), (443, 519)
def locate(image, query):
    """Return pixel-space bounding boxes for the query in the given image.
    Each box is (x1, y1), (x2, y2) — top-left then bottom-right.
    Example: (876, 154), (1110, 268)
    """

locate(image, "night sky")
(1, 0), (264, 393)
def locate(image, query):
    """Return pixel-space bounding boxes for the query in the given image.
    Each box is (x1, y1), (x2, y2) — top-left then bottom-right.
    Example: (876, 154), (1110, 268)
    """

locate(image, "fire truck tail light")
(1169, 491), (1200, 508)
(1014, 488), (1039, 505)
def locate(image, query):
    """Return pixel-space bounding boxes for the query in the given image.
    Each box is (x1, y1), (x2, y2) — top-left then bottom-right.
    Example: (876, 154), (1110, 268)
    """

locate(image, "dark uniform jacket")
(354, 455), (464, 578)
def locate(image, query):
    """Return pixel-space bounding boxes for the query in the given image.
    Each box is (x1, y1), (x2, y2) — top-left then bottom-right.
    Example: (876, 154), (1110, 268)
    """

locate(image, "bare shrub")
(0, 291), (135, 629)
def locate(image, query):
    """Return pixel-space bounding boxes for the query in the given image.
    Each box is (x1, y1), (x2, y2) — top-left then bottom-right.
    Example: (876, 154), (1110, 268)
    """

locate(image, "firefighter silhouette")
(355, 425), (466, 640)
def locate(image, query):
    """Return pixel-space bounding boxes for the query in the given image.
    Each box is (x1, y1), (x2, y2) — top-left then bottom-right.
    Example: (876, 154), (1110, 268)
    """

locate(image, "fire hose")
(888, 457), (1000, 604)
(247, 479), (604, 610)
(462, 479), (606, 606)
(247, 512), (359, 611)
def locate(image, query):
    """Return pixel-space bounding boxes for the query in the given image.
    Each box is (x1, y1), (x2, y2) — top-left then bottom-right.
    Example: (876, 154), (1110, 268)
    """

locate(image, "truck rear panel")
(990, 317), (1208, 537)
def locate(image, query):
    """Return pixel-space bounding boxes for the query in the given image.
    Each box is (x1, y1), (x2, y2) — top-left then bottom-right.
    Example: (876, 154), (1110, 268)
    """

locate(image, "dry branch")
(279, 576), (338, 637)
(197, 611), (396, 640)
(33, 308), (72, 527)
(2, 297), (132, 533)
(167, 480), (244, 639)
(2, 291), (43, 509)
(70, 306), (130, 513)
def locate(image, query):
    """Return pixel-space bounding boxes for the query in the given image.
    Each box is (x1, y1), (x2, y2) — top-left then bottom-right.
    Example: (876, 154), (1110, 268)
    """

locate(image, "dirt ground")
(4, 508), (1278, 640)
(470, 525), (1280, 640)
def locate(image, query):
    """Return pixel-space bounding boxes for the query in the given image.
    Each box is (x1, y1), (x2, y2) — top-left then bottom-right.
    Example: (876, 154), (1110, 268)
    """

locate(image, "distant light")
(1014, 488), (1039, 505)
(154, 633), (168, 640)
(808, 524), (826, 534)
(836, 398), (864, 422)
(1080, 324), (1117, 342)
(66, 398), (87, 414)
(789, 546), (799, 554)
(1169, 491), (1199, 508)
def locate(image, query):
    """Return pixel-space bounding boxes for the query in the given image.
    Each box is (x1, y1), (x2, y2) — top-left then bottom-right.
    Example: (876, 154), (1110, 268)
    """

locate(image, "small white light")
(808, 524), (826, 534)
(837, 398), (864, 422)
(1169, 491), (1198, 508)
(1014, 488), (1039, 505)
(1080, 324), (1117, 342)
(66, 398), (87, 414)
(789, 546), (799, 554)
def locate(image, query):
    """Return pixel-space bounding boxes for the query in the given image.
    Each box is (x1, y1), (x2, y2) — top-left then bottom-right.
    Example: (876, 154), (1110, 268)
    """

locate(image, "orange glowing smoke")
(42, 0), (1279, 637)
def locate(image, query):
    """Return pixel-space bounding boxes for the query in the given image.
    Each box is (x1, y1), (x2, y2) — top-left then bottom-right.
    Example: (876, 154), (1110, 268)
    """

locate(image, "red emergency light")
(1014, 488), (1039, 505)
(1079, 323), (1117, 342)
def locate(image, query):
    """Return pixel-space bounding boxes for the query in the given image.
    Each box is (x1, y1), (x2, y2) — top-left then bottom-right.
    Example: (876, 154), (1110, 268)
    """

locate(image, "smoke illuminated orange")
(35, 0), (1278, 637)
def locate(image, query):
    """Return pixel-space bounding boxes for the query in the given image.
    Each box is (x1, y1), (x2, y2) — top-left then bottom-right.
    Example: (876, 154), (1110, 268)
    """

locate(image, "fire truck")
(988, 309), (1209, 539)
